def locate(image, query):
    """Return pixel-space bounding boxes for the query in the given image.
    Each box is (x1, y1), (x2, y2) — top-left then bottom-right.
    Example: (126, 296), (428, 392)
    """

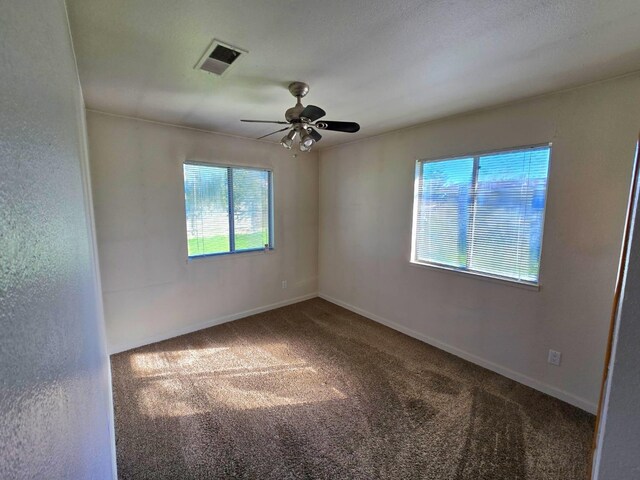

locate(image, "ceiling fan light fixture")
(300, 129), (315, 150)
(280, 130), (297, 149)
(299, 142), (311, 152)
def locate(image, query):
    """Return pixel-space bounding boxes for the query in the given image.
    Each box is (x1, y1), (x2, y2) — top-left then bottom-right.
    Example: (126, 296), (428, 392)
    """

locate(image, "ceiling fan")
(241, 82), (360, 152)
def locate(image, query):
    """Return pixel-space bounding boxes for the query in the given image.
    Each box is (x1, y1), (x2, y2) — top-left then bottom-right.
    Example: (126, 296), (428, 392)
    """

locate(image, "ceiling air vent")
(196, 39), (247, 76)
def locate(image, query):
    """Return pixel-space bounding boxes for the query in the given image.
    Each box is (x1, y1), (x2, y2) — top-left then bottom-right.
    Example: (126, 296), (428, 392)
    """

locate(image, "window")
(411, 145), (551, 285)
(183, 162), (273, 258)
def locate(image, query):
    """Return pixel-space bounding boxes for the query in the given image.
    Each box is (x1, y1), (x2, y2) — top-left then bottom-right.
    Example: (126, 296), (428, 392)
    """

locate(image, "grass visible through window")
(188, 232), (268, 257)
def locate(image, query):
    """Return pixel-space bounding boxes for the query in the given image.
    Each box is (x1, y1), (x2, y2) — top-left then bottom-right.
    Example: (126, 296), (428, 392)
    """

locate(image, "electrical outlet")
(282, 280), (287, 289)
(548, 349), (562, 366)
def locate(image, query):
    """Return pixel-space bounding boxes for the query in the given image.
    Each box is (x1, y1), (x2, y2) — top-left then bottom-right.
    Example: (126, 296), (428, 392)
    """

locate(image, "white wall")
(318, 74), (640, 412)
(87, 112), (318, 353)
(0, 1), (115, 478)
(594, 145), (640, 479)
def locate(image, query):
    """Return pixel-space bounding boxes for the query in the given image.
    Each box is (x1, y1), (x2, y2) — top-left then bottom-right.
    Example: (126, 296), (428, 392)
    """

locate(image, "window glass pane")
(183, 164), (230, 256)
(415, 157), (474, 267)
(412, 145), (551, 285)
(232, 168), (271, 251)
(468, 147), (550, 282)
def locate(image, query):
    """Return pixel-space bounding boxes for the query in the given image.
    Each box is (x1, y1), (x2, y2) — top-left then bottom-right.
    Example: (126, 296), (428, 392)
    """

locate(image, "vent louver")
(196, 39), (247, 76)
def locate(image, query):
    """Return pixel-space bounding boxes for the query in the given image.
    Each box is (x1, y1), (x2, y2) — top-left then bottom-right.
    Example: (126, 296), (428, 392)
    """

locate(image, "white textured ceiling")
(67, 0), (640, 147)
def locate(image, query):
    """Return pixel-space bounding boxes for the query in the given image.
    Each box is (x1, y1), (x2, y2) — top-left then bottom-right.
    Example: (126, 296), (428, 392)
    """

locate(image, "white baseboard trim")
(318, 292), (597, 414)
(108, 293), (318, 355)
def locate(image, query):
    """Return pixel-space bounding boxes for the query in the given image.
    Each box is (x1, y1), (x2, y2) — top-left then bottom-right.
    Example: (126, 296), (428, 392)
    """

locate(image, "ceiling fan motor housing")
(285, 82), (310, 122)
(285, 104), (305, 122)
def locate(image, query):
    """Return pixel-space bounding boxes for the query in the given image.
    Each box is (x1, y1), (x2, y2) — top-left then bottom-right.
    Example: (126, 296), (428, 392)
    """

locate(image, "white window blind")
(183, 163), (273, 258)
(412, 145), (551, 285)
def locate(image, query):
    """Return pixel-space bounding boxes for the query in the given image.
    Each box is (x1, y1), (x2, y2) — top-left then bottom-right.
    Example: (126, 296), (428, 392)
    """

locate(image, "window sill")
(409, 260), (540, 291)
(187, 248), (276, 262)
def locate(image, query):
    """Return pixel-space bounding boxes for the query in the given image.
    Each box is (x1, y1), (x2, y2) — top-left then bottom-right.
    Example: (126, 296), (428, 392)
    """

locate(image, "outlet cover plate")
(548, 349), (562, 366)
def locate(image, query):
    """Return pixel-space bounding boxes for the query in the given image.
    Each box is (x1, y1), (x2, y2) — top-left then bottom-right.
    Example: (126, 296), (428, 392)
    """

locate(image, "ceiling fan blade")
(308, 128), (322, 143)
(299, 105), (326, 122)
(241, 119), (290, 125)
(314, 121), (360, 133)
(257, 127), (290, 140)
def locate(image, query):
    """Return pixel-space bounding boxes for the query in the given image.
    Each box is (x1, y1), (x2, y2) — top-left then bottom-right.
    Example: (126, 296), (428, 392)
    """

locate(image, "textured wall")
(0, 1), (115, 478)
(594, 150), (640, 479)
(319, 74), (640, 413)
(87, 112), (318, 353)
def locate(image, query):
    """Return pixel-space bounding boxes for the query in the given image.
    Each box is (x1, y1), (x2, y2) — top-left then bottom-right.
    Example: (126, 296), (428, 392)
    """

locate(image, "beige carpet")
(111, 298), (594, 479)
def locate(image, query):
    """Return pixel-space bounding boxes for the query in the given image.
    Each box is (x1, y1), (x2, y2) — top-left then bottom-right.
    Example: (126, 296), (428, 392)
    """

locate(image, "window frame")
(183, 161), (275, 259)
(410, 143), (552, 289)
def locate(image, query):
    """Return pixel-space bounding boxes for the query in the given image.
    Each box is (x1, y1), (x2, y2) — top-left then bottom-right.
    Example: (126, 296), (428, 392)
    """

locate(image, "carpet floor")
(111, 298), (594, 479)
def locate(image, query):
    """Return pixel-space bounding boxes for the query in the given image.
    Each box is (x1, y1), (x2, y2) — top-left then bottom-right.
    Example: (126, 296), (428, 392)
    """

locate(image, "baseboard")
(108, 293), (318, 355)
(318, 292), (597, 414)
